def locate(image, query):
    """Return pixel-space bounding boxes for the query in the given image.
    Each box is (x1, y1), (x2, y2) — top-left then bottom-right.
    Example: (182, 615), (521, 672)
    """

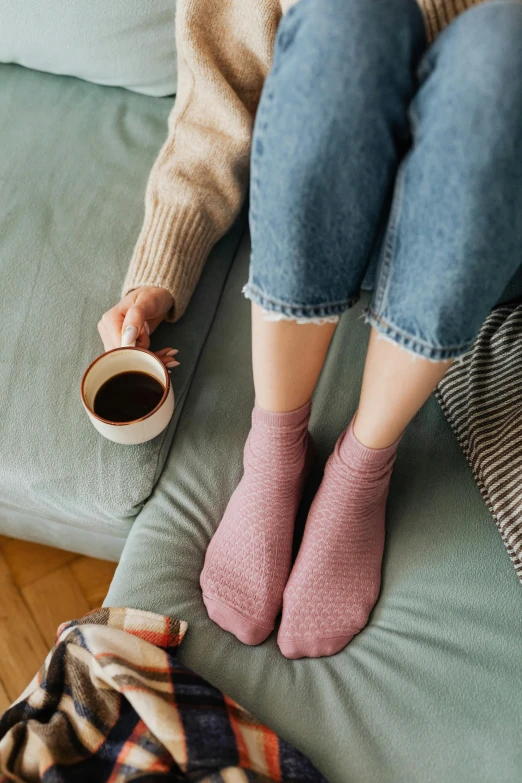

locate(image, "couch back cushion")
(0, 0), (177, 96)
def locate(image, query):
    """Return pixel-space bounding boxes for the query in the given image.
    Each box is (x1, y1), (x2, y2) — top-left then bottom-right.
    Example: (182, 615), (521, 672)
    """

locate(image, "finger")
(146, 316), (164, 335)
(154, 348), (179, 367)
(135, 324), (151, 350)
(98, 308), (125, 351)
(121, 304), (147, 346)
(97, 321), (112, 352)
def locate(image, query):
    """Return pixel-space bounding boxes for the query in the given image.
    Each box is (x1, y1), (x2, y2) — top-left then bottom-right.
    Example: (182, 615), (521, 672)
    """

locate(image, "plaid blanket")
(0, 607), (325, 782)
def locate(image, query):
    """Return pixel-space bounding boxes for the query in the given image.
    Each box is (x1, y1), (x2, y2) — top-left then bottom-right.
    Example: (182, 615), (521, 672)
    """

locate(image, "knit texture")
(200, 401), (312, 645)
(278, 419), (399, 659)
(123, 0), (482, 320)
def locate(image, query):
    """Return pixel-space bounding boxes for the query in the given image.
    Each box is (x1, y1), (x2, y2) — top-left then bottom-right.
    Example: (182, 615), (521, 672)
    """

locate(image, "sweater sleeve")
(123, 0), (282, 321)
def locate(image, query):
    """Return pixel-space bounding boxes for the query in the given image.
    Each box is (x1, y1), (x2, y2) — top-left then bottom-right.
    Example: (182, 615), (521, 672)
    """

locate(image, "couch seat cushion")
(106, 235), (522, 782)
(0, 64), (244, 558)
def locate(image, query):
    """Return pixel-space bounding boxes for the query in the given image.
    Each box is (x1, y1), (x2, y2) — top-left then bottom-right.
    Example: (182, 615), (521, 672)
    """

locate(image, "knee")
(437, 3), (522, 105)
(304, 0), (416, 30)
(302, 0), (420, 31)
(277, 0), (423, 88)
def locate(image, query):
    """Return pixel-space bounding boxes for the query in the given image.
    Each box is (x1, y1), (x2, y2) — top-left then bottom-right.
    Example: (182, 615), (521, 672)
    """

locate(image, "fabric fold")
(0, 606), (325, 782)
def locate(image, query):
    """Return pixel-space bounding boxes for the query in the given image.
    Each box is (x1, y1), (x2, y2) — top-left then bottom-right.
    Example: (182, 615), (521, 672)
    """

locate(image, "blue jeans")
(244, 0), (522, 360)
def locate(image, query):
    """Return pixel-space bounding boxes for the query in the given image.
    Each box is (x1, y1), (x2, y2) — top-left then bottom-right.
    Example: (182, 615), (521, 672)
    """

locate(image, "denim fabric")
(245, 0), (522, 360)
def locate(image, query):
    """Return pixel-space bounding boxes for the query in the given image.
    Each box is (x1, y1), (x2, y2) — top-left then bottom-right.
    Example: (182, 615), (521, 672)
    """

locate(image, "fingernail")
(166, 349), (179, 356)
(166, 360), (180, 368)
(121, 326), (138, 346)
(144, 322), (150, 335)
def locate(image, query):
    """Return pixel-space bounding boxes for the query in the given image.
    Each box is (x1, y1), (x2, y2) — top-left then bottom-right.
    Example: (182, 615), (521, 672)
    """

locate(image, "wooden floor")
(0, 536), (117, 711)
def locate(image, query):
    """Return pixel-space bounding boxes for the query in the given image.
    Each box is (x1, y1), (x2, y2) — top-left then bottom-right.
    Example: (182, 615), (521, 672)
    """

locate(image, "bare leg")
(200, 306), (336, 644)
(252, 303), (337, 412)
(354, 329), (453, 449)
(278, 329), (453, 659)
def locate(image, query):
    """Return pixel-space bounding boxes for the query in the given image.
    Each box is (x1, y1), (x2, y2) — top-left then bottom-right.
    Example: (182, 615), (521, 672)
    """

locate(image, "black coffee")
(93, 371), (164, 423)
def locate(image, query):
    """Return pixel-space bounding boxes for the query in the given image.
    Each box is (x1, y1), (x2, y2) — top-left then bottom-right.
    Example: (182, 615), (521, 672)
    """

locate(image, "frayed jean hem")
(242, 282), (473, 361)
(242, 283), (356, 321)
(365, 308), (473, 362)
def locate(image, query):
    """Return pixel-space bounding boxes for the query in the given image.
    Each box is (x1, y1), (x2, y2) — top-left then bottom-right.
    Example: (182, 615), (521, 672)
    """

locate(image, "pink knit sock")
(278, 417), (399, 659)
(200, 401), (312, 645)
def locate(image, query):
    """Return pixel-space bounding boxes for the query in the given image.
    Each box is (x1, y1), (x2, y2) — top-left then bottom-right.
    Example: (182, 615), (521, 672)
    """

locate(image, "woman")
(99, 0), (522, 658)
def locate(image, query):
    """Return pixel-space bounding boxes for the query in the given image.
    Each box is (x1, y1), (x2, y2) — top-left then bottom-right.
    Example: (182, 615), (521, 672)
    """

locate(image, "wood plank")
(0, 679), (11, 713)
(70, 557), (117, 609)
(0, 552), (48, 701)
(22, 566), (90, 648)
(1, 538), (78, 588)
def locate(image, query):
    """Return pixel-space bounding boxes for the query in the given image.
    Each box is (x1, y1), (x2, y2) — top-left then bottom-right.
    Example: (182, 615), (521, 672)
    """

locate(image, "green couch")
(1, 53), (520, 783)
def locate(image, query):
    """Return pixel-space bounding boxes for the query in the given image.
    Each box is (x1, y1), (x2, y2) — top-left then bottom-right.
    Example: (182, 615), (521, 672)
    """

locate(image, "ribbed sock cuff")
(339, 416), (401, 466)
(253, 399), (312, 430)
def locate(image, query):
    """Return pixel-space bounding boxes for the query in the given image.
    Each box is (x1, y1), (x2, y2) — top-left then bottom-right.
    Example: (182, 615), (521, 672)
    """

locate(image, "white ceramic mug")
(81, 347), (174, 445)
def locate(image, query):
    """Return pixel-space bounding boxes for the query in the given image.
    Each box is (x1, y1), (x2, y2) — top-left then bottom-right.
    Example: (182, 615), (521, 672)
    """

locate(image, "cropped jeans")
(244, 0), (522, 360)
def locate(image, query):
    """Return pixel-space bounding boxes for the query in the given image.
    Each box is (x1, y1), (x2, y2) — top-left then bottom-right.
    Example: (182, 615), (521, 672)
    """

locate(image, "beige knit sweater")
(123, 0), (481, 321)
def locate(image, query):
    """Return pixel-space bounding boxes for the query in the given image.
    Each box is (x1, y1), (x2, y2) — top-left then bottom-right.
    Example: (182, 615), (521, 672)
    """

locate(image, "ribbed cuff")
(341, 416), (401, 466)
(253, 400), (312, 429)
(123, 201), (219, 322)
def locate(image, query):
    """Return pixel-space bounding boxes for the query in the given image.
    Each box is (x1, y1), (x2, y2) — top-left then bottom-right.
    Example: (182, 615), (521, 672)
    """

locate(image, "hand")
(98, 286), (180, 368)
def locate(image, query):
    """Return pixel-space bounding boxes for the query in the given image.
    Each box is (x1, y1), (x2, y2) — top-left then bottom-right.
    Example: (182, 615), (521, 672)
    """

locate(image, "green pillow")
(0, 1), (177, 96)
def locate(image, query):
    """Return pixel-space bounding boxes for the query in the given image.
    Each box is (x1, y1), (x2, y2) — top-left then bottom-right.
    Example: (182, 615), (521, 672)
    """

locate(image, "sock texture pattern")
(278, 418), (399, 659)
(200, 401), (312, 645)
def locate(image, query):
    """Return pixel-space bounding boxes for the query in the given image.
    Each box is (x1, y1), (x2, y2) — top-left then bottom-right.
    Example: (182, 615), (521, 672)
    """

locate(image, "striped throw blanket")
(437, 303), (522, 583)
(0, 607), (325, 783)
